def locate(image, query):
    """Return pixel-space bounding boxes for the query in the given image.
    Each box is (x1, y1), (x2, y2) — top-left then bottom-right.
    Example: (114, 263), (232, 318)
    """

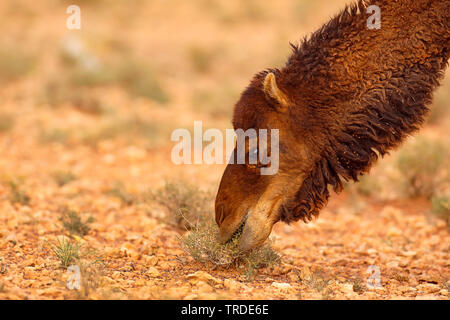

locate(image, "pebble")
(401, 251), (417, 257)
(340, 283), (355, 295)
(186, 271), (221, 286)
(271, 282), (292, 290)
(224, 279), (241, 291)
(146, 267), (160, 277)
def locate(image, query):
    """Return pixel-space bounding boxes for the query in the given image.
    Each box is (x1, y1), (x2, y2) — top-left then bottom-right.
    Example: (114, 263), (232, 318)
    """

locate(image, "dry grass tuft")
(106, 182), (138, 206)
(59, 207), (94, 237)
(431, 195), (450, 227)
(149, 181), (213, 229)
(52, 170), (77, 187)
(181, 218), (279, 276)
(150, 181), (279, 274)
(396, 138), (448, 198)
(8, 180), (31, 206)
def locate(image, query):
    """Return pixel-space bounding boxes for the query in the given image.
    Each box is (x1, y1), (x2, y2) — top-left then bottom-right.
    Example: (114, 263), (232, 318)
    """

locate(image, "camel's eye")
(245, 146), (259, 169)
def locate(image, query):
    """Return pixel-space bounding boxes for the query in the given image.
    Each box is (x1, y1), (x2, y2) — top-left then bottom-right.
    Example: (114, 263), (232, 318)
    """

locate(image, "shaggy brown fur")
(215, 0), (449, 249)
(280, 0), (449, 223)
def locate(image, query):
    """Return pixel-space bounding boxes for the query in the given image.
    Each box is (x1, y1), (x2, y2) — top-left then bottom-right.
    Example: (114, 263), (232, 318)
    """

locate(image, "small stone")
(438, 289), (448, 296)
(186, 271), (221, 286)
(196, 281), (214, 294)
(144, 255), (158, 266)
(340, 283), (355, 295)
(5, 234), (18, 245)
(287, 271), (299, 282)
(386, 227), (402, 237)
(271, 282), (292, 290)
(401, 251), (417, 257)
(399, 260), (409, 267)
(386, 261), (399, 268)
(300, 266), (312, 281)
(146, 267), (160, 277)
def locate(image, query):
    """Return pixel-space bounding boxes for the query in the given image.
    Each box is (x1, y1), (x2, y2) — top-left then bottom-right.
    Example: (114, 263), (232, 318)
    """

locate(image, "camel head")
(215, 71), (332, 252)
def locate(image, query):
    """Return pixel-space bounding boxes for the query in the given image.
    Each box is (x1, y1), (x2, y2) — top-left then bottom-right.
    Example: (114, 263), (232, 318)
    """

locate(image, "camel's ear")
(263, 72), (289, 111)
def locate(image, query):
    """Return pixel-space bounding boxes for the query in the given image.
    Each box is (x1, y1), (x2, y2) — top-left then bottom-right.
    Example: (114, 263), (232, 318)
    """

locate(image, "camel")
(214, 0), (450, 251)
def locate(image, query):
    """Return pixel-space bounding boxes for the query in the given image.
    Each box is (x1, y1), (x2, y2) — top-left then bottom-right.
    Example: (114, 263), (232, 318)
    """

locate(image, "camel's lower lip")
(225, 213), (249, 244)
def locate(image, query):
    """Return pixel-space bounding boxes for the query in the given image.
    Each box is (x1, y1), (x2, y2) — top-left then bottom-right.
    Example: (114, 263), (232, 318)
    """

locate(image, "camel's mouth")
(225, 214), (248, 244)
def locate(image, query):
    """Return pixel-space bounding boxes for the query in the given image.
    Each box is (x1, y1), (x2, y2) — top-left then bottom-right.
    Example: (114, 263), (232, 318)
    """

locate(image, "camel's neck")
(278, 0), (449, 200)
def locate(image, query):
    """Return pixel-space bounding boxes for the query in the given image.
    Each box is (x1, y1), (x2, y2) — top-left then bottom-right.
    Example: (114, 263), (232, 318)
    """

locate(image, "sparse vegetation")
(39, 128), (70, 144)
(149, 181), (213, 229)
(428, 79), (450, 124)
(8, 180), (30, 205)
(354, 174), (382, 197)
(59, 207), (94, 236)
(106, 182), (138, 206)
(302, 268), (332, 294)
(82, 116), (164, 146)
(0, 46), (33, 83)
(51, 236), (81, 268)
(73, 259), (106, 299)
(352, 278), (366, 294)
(59, 40), (170, 104)
(52, 170), (77, 187)
(191, 84), (237, 118)
(181, 218), (279, 276)
(396, 138), (448, 198)
(188, 46), (217, 74)
(431, 195), (450, 227)
(152, 181), (280, 276)
(0, 113), (15, 133)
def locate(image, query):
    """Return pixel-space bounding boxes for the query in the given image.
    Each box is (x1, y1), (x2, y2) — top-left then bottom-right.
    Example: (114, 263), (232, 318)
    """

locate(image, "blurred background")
(0, 0), (448, 300)
(0, 0), (450, 225)
(1, 0), (448, 216)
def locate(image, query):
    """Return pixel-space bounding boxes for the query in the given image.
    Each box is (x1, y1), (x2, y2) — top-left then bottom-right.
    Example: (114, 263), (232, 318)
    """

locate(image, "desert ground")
(0, 0), (448, 300)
